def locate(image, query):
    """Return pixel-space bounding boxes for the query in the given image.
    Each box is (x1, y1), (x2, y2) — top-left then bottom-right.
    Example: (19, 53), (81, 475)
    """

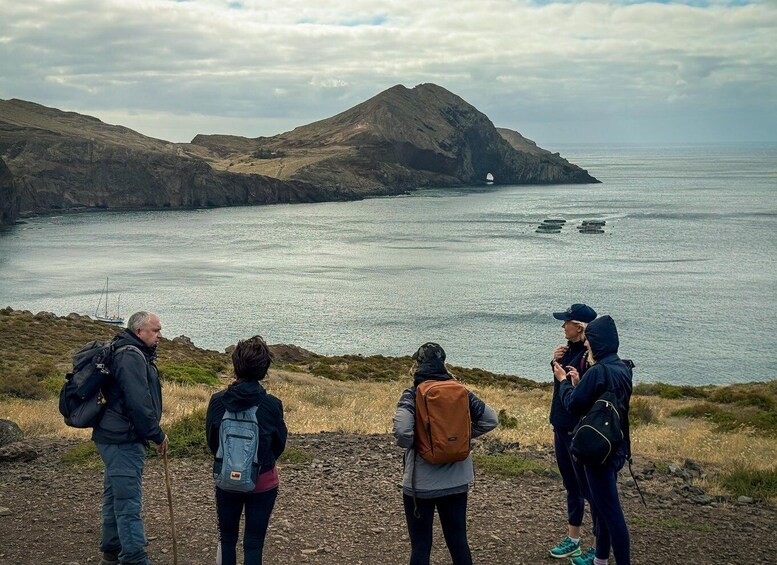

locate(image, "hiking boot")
(570, 547), (597, 565)
(98, 553), (119, 565)
(549, 536), (582, 558)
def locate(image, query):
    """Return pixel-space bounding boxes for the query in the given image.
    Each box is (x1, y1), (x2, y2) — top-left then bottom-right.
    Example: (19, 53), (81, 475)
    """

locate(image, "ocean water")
(1, 144), (775, 385)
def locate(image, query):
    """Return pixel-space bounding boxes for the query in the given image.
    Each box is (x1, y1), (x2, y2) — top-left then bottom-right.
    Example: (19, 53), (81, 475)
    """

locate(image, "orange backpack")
(414, 380), (472, 464)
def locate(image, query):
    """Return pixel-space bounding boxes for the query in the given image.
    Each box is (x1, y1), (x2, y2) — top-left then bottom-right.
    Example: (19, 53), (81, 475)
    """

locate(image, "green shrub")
(164, 408), (210, 459)
(633, 382), (708, 400)
(498, 409), (518, 429)
(62, 442), (101, 468)
(671, 402), (777, 435)
(473, 453), (552, 477)
(158, 362), (221, 386)
(279, 446), (314, 465)
(629, 397), (658, 427)
(719, 464), (777, 500)
(0, 361), (59, 399)
(707, 386), (776, 411)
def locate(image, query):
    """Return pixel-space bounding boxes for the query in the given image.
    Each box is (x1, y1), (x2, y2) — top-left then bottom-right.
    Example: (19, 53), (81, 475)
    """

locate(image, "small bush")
(633, 382), (708, 400)
(498, 409), (518, 429)
(62, 442), (101, 468)
(671, 402), (777, 435)
(629, 397), (658, 427)
(473, 453), (552, 477)
(279, 446), (314, 465)
(708, 386), (776, 411)
(0, 361), (59, 399)
(158, 363), (221, 386)
(164, 408), (210, 459)
(719, 464), (777, 500)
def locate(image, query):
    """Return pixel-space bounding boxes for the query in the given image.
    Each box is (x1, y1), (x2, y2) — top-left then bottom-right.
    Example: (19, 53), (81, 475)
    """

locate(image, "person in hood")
(553, 315), (633, 565)
(93, 311), (168, 565)
(547, 303), (597, 560)
(205, 335), (287, 565)
(393, 343), (498, 565)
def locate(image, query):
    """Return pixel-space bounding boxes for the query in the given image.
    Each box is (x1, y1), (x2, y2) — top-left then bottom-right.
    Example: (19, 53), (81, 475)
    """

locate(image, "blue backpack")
(214, 403), (263, 492)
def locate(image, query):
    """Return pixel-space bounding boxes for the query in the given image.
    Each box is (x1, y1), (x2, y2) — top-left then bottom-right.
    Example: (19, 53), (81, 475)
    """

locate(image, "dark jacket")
(92, 330), (165, 446)
(558, 315), (633, 467)
(549, 339), (590, 430)
(205, 380), (287, 476)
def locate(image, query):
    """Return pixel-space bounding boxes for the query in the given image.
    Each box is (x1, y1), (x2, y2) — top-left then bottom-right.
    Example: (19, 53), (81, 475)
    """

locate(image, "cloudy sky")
(1, 0), (775, 145)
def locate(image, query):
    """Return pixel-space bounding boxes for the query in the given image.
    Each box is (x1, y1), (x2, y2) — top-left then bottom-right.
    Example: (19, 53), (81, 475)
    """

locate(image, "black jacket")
(558, 315), (633, 467)
(91, 330), (165, 446)
(205, 380), (287, 475)
(549, 339), (589, 430)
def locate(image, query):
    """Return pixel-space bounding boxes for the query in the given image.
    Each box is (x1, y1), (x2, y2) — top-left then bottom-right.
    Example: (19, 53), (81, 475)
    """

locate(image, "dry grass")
(3, 369), (777, 478)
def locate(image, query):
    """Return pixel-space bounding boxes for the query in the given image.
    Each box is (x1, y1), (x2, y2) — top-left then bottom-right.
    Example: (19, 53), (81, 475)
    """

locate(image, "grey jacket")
(393, 378), (498, 498)
(91, 331), (165, 446)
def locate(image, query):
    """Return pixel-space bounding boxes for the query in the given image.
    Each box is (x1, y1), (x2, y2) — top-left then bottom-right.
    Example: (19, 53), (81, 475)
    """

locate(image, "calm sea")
(1, 144), (775, 385)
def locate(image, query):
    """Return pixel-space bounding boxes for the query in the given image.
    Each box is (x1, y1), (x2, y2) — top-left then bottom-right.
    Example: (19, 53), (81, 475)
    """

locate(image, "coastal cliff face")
(0, 100), (353, 218)
(0, 85), (597, 218)
(0, 157), (18, 225)
(192, 83), (598, 192)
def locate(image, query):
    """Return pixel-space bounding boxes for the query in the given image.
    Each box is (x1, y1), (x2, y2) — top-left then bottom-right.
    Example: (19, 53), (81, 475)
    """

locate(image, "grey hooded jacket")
(393, 373), (498, 498)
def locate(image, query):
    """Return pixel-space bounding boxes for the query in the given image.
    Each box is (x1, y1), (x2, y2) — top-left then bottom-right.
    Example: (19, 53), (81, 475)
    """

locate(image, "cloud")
(0, 0), (775, 143)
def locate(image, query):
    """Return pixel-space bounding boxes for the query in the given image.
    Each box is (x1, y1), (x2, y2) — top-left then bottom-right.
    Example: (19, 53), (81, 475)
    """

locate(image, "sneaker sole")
(549, 548), (582, 558)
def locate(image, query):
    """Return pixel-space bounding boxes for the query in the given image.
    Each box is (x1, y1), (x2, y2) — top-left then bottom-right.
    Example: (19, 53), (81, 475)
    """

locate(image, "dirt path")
(0, 433), (774, 564)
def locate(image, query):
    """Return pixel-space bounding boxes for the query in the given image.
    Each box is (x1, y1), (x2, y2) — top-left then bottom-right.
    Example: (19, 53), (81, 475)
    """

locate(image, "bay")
(1, 143), (775, 385)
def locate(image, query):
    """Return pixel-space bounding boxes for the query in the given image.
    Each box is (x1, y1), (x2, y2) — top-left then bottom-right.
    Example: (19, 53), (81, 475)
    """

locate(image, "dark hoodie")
(558, 315), (633, 466)
(92, 330), (165, 446)
(205, 380), (287, 476)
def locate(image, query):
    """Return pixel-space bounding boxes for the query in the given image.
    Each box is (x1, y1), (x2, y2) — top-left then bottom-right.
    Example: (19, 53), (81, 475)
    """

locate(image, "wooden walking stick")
(162, 450), (179, 565)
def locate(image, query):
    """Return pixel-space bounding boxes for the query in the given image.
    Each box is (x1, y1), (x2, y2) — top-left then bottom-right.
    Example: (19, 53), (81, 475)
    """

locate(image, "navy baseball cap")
(553, 304), (597, 323)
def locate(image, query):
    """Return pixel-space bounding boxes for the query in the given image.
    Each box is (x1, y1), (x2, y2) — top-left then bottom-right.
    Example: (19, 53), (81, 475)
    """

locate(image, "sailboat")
(94, 277), (124, 325)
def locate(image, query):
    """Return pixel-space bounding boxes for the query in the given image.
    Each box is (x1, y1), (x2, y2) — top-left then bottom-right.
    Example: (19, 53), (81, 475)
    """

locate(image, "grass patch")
(498, 409), (518, 429)
(279, 446), (314, 465)
(631, 516), (712, 532)
(163, 408), (210, 459)
(158, 362), (222, 386)
(61, 441), (101, 468)
(633, 382), (709, 400)
(719, 464), (777, 500)
(473, 453), (552, 477)
(629, 397), (658, 427)
(671, 402), (777, 435)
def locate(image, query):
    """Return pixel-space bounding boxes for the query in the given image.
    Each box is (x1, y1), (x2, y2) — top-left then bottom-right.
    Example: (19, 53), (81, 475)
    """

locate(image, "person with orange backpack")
(393, 342), (498, 565)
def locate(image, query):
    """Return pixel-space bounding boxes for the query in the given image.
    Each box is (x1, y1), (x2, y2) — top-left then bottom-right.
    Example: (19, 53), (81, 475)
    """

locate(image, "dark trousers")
(580, 463), (631, 565)
(553, 427), (586, 527)
(402, 492), (473, 565)
(216, 487), (278, 565)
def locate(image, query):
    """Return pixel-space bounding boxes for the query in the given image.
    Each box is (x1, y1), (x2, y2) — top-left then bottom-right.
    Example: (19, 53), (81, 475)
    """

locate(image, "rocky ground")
(0, 433), (774, 565)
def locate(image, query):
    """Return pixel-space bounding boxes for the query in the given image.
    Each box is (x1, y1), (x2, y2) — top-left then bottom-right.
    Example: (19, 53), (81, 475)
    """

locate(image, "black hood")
(112, 330), (157, 359)
(586, 315), (619, 361)
(222, 380), (268, 412)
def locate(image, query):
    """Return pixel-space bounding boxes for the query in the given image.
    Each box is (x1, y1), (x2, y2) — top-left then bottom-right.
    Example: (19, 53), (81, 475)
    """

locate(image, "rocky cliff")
(0, 100), (354, 222)
(192, 83), (598, 192)
(0, 157), (18, 225)
(0, 85), (598, 221)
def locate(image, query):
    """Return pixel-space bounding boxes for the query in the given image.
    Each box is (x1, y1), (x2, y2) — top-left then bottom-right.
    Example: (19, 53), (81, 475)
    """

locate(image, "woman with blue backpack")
(205, 335), (288, 565)
(552, 315), (633, 565)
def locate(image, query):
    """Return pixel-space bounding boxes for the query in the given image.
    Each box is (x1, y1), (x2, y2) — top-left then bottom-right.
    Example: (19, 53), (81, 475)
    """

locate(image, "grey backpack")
(214, 404), (262, 492)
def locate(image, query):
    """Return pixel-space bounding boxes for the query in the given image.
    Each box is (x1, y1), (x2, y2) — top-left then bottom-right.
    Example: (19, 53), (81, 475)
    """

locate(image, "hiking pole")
(162, 450), (179, 565)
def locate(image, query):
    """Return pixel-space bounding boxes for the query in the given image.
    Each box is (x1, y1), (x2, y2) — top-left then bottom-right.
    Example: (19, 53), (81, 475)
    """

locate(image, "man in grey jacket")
(93, 311), (168, 565)
(393, 343), (498, 565)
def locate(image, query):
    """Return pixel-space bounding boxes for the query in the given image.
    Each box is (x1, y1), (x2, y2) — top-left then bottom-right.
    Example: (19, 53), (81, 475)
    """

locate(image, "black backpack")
(571, 365), (625, 465)
(58, 341), (135, 428)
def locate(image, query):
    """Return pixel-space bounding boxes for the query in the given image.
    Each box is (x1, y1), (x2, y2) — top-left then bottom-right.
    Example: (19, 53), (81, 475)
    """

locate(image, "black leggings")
(216, 487), (278, 565)
(402, 492), (473, 565)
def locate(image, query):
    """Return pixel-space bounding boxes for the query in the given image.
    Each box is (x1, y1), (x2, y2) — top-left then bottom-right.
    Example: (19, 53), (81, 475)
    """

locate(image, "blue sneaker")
(549, 536), (582, 558)
(570, 547), (597, 565)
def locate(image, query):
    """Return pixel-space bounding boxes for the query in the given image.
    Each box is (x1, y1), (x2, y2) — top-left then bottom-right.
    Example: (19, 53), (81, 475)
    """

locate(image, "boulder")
(0, 419), (23, 447)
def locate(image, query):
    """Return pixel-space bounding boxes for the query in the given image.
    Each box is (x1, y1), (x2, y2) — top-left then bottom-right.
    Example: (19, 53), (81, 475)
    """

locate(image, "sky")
(1, 0), (775, 146)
